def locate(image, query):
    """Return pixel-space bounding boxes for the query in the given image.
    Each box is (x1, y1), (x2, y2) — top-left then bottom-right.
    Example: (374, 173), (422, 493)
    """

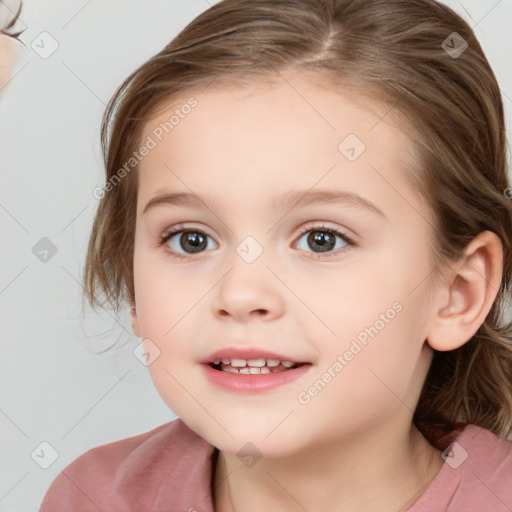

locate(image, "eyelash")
(158, 224), (356, 261)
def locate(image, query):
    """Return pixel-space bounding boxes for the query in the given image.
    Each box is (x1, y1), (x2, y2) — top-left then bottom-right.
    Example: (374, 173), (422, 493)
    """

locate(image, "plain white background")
(0, 1), (511, 510)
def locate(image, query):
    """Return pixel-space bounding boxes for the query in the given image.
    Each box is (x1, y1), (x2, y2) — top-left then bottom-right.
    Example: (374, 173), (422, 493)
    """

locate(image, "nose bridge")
(211, 234), (284, 320)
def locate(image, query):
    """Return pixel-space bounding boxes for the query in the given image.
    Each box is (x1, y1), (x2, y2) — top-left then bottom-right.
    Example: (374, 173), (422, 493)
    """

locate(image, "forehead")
(136, 71), (423, 218)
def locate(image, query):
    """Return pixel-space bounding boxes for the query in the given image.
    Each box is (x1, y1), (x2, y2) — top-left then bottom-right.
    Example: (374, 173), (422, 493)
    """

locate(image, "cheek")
(296, 252), (415, 350)
(292, 307), (428, 441)
(132, 238), (203, 335)
(132, 246), (211, 393)
(299, 247), (432, 401)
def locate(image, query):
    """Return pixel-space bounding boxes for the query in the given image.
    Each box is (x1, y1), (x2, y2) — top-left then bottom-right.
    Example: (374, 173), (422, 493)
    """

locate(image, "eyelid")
(293, 221), (355, 243)
(159, 221), (353, 242)
(160, 222), (217, 240)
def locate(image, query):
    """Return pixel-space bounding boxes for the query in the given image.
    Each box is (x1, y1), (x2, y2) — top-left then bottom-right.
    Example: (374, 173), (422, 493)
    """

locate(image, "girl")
(39, 0), (512, 510)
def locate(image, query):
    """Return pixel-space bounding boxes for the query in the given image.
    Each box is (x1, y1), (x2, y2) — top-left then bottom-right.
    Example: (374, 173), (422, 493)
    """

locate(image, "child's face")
(132, 70), (440, 456)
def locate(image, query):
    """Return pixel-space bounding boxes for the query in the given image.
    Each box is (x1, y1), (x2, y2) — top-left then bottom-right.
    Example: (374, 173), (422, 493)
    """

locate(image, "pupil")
(308, 231), (334, 253)
(181, 231), (207, 253)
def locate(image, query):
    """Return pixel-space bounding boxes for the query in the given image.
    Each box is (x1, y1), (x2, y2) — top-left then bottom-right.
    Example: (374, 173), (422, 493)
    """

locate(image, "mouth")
(209, 358), (307, 374)
(201, 348), (313, 393)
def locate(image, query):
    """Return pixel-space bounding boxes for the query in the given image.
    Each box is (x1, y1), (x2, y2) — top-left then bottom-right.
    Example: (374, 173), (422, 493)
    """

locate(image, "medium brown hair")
(83, 0), (512, 447)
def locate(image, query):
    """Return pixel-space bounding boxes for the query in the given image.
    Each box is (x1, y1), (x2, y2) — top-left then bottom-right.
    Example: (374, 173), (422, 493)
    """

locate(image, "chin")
(185, 414), (305, 458)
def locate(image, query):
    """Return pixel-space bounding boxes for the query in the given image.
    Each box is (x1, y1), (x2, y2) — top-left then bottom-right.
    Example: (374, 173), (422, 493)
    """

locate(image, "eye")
(294, 225), (354, 256)
(159, 224), (355, 260)
(160, 228), (218, 258)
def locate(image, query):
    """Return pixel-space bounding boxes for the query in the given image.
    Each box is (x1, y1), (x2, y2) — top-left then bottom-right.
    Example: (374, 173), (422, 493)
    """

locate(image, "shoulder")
(459, 423), (512, 469)
(38, 418), (217, 512)
(455, 424), (512, 503)
(410, 424), (512, 512)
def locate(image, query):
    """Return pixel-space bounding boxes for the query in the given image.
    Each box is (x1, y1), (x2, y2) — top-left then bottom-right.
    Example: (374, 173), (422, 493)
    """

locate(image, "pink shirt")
(38, 419), (512, 512)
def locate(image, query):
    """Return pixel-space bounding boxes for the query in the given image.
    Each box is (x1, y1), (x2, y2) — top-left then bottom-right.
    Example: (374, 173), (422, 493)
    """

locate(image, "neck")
(213, 422), (444, 512)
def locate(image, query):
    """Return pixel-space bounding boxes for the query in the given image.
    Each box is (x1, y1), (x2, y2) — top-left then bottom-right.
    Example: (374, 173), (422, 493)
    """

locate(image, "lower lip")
(202, 364), (312, 393)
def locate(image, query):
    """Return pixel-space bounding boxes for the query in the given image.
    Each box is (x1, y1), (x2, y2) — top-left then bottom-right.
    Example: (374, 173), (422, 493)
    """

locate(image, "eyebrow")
(142, 189), (387, 220)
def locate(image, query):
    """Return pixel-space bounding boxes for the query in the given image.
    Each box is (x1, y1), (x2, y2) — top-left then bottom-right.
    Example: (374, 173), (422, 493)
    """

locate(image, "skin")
(0, 33), (18, 90)
(130, 70), (503, 512)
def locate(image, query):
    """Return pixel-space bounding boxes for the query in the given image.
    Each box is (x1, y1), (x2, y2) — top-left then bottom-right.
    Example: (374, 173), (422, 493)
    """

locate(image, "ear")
(130, 300), (141, 338)
(427, 231), (503, 351)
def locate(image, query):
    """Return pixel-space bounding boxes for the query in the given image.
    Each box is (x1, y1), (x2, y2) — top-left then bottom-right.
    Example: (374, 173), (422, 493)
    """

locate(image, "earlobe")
(427, 231), (503, 352)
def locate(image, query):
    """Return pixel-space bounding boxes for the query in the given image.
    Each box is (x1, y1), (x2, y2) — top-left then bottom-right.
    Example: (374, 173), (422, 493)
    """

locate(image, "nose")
(210, 251), (286, 322)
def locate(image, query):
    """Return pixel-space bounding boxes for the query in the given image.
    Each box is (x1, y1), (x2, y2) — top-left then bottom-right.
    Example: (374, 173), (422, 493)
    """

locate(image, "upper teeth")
(213, 358), (296, 368)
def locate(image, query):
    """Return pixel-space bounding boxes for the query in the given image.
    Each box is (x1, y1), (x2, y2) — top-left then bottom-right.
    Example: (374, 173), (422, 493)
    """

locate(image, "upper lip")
(201, 347), (310, 364)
